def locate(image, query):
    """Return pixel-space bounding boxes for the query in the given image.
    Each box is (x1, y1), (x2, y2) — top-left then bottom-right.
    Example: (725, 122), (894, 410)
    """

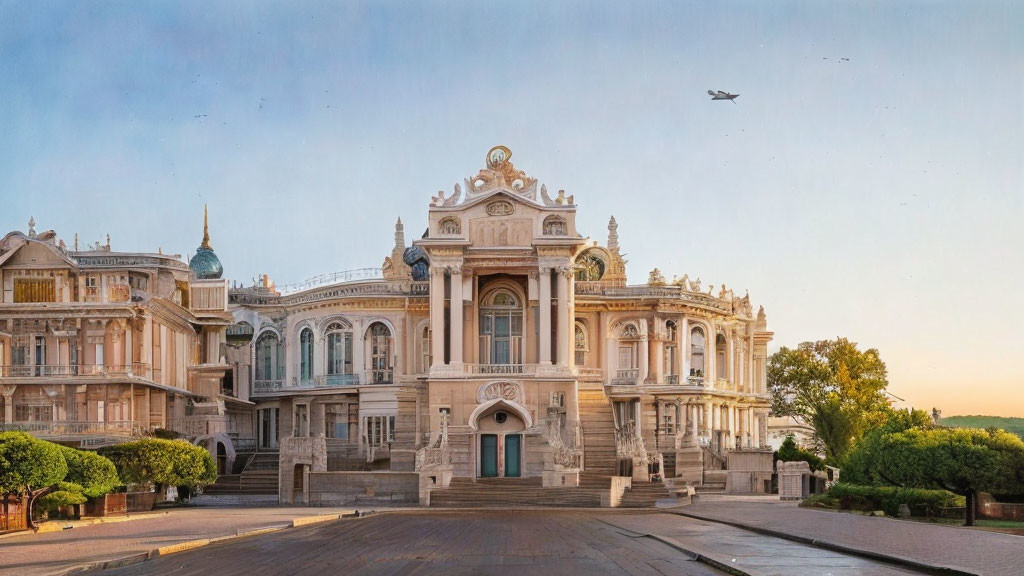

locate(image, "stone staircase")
(695, 470), (727, 494)
(428, 477), (603, 508)
(619, 481), (672, 508)
(579, 389), (617, 475)
(203, 474), (242, 495)
(204, 450), (279, 495)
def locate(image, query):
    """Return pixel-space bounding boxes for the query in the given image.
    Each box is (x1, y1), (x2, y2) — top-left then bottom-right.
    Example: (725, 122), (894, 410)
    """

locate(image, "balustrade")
(0, 363), (152, 379)
(612, 368), (639, 384)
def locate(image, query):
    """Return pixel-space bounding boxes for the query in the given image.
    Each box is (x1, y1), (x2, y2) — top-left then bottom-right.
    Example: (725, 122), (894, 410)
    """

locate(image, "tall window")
(479, 290), (523, 365)
(716, 333), (727, 381)
(255, 332), (282, 381)
(299, 328), (314, 382)
(368, 323), (393, 383)
(574, 321), (588, 366)
(325, 322), (353, 376)
(421, 327), (432, 373)
(665, 320), (678, 383)
(689, 327), (705, 377)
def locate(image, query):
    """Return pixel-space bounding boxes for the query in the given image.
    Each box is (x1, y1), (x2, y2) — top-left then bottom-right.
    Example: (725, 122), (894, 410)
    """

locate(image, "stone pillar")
(538, 268), (552, 365)
(449, 267), (463, 366)
(638, 333), (649, 385)
(556, 268), (569, 366)
(681, 318), (690, 378)
(2, 386), (15, 423)
(705, 402), (712, 435)
(654, 332), (664, 384)
(753, 411), (761, 447)
(690, 403), (699, 443)
(728, 406), (736, 449)
(429, 268), (445, 369)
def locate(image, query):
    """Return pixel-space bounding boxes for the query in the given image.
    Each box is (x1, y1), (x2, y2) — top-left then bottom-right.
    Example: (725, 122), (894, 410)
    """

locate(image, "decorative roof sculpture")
(430, 146), (574, 208)
(189, 204), (224, 280)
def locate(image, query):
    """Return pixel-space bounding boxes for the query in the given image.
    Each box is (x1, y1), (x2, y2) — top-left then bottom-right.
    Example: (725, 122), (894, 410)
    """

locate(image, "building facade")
(2, 147), (774, 499)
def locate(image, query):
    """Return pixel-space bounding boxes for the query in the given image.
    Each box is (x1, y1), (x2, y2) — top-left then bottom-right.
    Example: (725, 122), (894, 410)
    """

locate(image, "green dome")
(190, 247), (223, 280)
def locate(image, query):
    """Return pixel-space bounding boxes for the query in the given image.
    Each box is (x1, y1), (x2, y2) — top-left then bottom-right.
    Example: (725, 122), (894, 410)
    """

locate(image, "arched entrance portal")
(470, 399), (529, 478)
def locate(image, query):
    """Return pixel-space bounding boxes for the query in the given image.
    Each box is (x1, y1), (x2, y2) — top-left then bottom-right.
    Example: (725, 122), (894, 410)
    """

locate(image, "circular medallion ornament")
(486, 145), (511, 169)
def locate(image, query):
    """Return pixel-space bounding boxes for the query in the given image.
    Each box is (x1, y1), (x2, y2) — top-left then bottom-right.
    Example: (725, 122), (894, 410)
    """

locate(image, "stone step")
(429, 485), (604, 508)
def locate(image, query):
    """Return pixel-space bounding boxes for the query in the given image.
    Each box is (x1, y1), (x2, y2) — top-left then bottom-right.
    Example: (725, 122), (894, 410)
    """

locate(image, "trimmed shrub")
(826, 483), (964, 517)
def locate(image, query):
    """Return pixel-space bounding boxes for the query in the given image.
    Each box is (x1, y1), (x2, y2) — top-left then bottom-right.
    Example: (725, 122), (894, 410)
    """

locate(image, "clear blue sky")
(2, 1), (1021, 416)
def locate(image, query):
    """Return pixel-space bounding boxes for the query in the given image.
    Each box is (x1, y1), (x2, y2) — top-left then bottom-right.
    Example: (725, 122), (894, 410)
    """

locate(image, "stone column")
(638, 332), (650, 385)
(690, 403), (699, 443)
(753, 411), (761, 447)
(556, 268), (569, 366)
(654, 331), (664, 384)
(728, 405), (736, 449)
(538, 267), (552, 365)
(681, 318), (690, 378)
(429, 268), (445, 369)
(2, 386), (15, 423)
(449, 267), (463, 366)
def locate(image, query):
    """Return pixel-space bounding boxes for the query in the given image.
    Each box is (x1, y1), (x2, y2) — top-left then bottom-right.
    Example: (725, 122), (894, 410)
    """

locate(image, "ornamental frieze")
(477, 381), (524, 405)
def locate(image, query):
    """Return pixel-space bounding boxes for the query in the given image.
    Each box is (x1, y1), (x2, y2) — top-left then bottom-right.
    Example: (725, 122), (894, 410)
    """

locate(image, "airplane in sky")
(708, 90), (739, 103)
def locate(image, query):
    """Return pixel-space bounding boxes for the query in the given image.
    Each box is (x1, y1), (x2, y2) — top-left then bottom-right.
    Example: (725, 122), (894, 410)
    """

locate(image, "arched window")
(689, 327), (705, 378)
(574, 321), (588, 366)
(574, 251), (606, 281)
(665, 320), (678, 384)
(421, 326), (432, 373)
(255, 332), (283, 383)
(367, 322), (393, 384)
(543, 215), (567, 236)
(716, 333), (727, 381)
(299, 328), (314, 383)
(438, 217), (461, 235)
(325, 322), (353, 383)
(479, 289), (523, 368)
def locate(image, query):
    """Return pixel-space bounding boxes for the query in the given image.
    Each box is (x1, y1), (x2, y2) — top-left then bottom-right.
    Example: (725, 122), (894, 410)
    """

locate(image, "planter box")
(85, 493), (127, 517)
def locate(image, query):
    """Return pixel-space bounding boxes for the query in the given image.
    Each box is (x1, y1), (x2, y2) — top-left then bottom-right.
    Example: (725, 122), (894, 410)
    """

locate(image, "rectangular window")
(14, 278), (56, 303)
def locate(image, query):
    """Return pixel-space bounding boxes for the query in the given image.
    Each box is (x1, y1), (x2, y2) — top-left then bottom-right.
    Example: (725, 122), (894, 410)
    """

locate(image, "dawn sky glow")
(1, 1), (1021, 416)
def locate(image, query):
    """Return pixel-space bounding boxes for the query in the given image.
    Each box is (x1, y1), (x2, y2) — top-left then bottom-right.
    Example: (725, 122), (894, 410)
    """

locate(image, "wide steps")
(579, 390), (617, 475)
(238, 469), (278, 494)
(619, 481), (671, 508)
(430, 479), (603, 508)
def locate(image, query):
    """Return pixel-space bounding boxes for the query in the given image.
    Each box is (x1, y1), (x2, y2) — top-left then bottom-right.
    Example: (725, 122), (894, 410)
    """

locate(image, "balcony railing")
(253, 379), (285, 392)
(576, 367), (605, 380)
(686, 376), (705, 386)
(612, 369), (639, 385)
(460, 363), (537, 376)
(0, 363), (152, 379)
(0, 420), (143, 437)
(366, 369), (393, 384)
(665, 374), (680, 385)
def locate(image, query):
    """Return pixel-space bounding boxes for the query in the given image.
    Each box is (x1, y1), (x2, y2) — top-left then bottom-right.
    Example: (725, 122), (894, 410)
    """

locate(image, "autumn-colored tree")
(769, 338), (890, 463)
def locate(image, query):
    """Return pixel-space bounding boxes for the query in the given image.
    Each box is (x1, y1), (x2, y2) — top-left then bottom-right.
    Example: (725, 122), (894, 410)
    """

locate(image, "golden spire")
(200, 204), (212, 250)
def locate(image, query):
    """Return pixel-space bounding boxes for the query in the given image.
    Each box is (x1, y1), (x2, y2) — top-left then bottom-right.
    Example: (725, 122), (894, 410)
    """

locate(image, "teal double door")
(480, 434), (521, 477)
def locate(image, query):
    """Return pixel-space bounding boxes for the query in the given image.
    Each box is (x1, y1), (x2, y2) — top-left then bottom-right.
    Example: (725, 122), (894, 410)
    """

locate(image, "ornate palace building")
(2, 147), (774, 504)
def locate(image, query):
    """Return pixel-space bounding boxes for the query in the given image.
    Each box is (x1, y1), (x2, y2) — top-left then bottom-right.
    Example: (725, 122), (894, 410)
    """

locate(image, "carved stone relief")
(470, 218), (532, 247)
(478, 381), (524, 405)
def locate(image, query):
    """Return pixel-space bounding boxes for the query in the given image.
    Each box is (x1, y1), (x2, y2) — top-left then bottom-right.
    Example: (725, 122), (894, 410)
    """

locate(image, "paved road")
(0, 506), (358, 576)
(101, 510), (921, 576)
(679, 496), (1024, 576)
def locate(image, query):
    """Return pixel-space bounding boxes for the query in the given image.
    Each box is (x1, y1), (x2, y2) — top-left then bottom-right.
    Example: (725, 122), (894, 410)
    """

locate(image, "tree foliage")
(776, 434), (825, 471)
(843, 419), (1024, 525)
(100, 438), (217, 490)
(0, 432), (118, 529)
(769, 338), (890, 463)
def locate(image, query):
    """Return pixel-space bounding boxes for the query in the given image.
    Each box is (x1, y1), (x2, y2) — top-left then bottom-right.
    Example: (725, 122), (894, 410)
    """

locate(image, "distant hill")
(939, 415), (1024, 440)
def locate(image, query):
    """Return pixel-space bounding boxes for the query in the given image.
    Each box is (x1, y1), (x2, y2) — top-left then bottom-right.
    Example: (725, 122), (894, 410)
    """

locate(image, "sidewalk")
(674, 496), (1024, 576)
(0, 505), (362, 576)
(600, 512), (920, 575)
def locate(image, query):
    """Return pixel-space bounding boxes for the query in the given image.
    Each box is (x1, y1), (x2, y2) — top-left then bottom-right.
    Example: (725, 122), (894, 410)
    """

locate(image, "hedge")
(823, 482), (965, 517)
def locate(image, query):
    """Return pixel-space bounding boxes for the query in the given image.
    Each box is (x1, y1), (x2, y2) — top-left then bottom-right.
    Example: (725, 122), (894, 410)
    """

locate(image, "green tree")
(0, 432), (68, 529)
(58, 445), (120, 498)
(769, 338), (890, 463)
(37, 482), (88, 516)
(776, 434), (825, 471)
(100, 438), (217, 496)
(847, 425), (1024, 525)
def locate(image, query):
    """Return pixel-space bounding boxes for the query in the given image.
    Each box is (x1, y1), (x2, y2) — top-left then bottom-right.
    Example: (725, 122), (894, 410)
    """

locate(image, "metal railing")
(0, 420), (144, 437)
(277, 268), (383, 295)
(365, 369), (393, 384)
(612, 369), (639, 385)
(0, 363), (152, 379)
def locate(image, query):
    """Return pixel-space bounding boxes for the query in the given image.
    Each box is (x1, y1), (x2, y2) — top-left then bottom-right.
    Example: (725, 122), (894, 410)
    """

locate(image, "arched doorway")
(470, 399), (530, 478)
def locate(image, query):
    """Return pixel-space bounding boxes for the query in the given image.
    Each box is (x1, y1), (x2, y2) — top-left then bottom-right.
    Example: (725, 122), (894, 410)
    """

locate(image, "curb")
(592, 516), (751, 576)
(61, 510), (364, 575)
(669, 510), (979, 576)
(0, 512), (170, 541)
